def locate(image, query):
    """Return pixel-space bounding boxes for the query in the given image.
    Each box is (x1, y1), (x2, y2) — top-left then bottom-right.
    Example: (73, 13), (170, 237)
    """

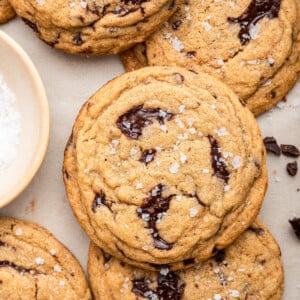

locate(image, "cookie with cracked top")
(0, 0), (15, 24)
(121, 0), (300, 115)
(63, 66), (267, 270)
(88, 220), (283, 300)
(0, 216), (91, 300)
(9, 0), (178, 55)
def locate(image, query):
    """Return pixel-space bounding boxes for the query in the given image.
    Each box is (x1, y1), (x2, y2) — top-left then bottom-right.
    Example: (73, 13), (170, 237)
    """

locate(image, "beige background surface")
(1, 18), (299, 299)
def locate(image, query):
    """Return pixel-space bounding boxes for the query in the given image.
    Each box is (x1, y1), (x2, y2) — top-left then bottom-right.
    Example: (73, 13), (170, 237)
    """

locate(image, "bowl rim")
(0, 30), (50, 208)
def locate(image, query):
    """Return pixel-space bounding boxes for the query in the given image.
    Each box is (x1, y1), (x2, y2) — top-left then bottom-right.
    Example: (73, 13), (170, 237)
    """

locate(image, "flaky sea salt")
(0, 75), (21, 173)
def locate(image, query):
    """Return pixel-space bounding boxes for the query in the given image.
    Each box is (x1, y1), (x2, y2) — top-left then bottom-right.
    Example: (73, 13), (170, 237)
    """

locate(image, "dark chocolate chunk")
(248, 226), (265, 235)
(0, 240), (7, 247)
(186, 51), (196, 58)
(137, 185), (174, 250)
(183, 258), (195, 266)
(270, 89), (277, 99)
(287, 161), (298, 176)
(280, 144), (300, 157)
(140, 149), (156, 165)
(263, 136), (281, 156)
(289, 218), (300, 239)
(92, 191), (110, 212)
(207, 135), (230, 183)
(117, 105), (173, 140)
(228, 0), (281, 45)
(72, 33), (84, 46)
(172, 20), (182, 30)
(214, 249), (226, 263)
(132, 271), (185, 300)
(0, 261), (31, 274)
(22, 18), (40, 33)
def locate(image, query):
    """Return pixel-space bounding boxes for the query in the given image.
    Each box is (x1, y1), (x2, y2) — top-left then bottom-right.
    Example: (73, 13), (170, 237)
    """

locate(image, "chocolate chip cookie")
(63, 66), (267, 270)
(9, 0), (178, 55)
(88, 220), (283, 300)
(0, 216), (91, 299)
(0, 0), (15, 24)
(121, 0), (300, 115)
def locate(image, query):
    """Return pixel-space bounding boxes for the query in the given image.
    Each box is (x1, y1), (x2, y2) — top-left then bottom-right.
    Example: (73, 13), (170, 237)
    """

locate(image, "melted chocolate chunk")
(117, 105), (173, 140)
(287, 161), (298, 176)
(140, 149), (157, 165)
(289, 218), (300, 239)
(73, 33), (84, 46)
(137, 185), (174, 250)
(263, 136), (281, 156)
(45, 33), (60, 47)
(280, 144), (300, 157)
(186, 51), (196, 58)
(92, 191), (110, 212)
(0, 261), (31, 274)
(208, 135), (230, 183)
(168, 0), (175, 10)
(132, 271), (185, 300)
(22, 18), (40, 33)
(228, 0), (281, 45)
(103, 251), (112, 263)
(214, 249), (226, 263)
(248, 226), (265, 235)
(172, 20), (182, 30)
(183, 258), (195, 266)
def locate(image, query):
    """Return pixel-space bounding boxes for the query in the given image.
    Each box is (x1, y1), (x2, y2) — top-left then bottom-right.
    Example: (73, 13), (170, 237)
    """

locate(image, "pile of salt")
(0, 75), (21, 172)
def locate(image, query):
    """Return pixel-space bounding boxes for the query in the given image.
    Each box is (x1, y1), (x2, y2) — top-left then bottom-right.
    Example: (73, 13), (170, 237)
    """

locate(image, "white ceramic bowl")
(0, 30), (50, 208)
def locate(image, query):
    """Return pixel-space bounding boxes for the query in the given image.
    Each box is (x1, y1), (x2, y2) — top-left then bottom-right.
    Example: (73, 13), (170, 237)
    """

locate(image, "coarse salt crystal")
(50, 249), (56, 255)
(189, 208), (198, 218)
(200, 21), (212, 31)
(54, 265), (61, 272)
(232, 156), (242, 169)
(160, 268), (169, 275)
(179, 105), (185, 113)
(59, 280), (65, 287)
(224, 185), (230, 192)
(80, 1), (87, 8)
(214, 294), (222, 300)
(229, 290), (240, 298)
(15, 228), (22, 236)
(136, 183), (143, 189)
(36, 0), (45, 5)
(249, 23), (260, 40)
(35, 257), (44, 265)
(130, 148), (138, 156)
(180, 152), (187, 164)
(169, 163), (179, 174)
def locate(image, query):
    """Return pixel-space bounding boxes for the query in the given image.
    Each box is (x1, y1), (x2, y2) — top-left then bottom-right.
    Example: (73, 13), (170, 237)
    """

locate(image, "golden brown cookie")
(0, 216), (91, 299)
(63, 66), (267, 270)
(121, 0), (300, 115)
(9, 0), (178, 55)
(0, 0), (15, 24)
(88, 220), (284, 300)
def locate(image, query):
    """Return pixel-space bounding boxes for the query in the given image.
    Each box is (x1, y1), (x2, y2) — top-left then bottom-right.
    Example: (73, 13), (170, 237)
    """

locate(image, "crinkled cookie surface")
(121, 0), (300, 115)
(9, 0), (178, 55)
(63, 66), (267, 270)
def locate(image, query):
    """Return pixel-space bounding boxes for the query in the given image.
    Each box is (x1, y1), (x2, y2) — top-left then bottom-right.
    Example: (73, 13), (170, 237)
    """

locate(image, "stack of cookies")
(5, 0), (298, 298)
